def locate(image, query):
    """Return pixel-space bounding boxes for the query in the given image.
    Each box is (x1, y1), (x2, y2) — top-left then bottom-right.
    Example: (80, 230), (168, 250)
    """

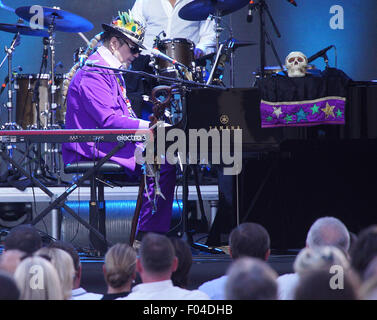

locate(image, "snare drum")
(155, 38), (195, 78)
(15, 74), (66, 129)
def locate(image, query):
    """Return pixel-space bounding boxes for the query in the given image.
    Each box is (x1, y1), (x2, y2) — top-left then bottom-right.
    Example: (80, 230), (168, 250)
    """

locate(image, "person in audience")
(225, 257), (278, 300)
(36, 247), (75, 300)
(359, 257), (377, 300)
(48, 240), (103, 300)
(121, 233), (209, 300)
(170, 237), (193, 289)
(294, 268), (359, 300)
(101, 243), (137, 300)
(279, 246), (351, 300)
(277, 216), (351, 299)
(0, 270), (20, 300)
(3, 224), (42, 254)
(0, 249), (25, 274)
(306, 216), (350, 252)
(14, 256), (63, 300)
(350, 225), (377, 278)
(198, 222), (271, 299)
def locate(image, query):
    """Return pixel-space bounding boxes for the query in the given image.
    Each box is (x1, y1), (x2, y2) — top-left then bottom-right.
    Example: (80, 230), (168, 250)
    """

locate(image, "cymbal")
(221, 38), (257, 49)
(0, 23), (49, 37)
(179, 0), (249, 21)
(15, 6), (93, 33)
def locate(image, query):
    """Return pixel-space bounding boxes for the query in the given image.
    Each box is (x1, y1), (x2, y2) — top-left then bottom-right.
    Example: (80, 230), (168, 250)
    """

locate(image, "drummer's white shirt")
(131, 0), (216, 53)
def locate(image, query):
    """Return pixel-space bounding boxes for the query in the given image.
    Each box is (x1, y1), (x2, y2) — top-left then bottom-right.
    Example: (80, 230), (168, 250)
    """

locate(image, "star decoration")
(272, 107), (283, 119)
(296, 108), (308, 122)
(284, 114), (293, 123)
(321, 102), (336, 119)
(336, 109), (343, 118)
(310, 104), (320, 114)
(266, 116), (273, 122)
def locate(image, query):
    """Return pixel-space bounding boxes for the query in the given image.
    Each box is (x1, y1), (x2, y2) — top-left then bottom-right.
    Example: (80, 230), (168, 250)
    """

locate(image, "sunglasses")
(125, 42), (141, 55)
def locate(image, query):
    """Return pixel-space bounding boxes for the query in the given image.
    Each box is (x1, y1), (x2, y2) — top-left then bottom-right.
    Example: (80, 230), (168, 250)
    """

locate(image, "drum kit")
(150, 0), (256, 87)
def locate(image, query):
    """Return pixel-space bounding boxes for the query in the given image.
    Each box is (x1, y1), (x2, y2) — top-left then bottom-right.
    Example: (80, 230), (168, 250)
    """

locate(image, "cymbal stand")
(1, 32), (21, 130)
(209, 10), (224, 52)
(0, 33), (21, 173)
(46, 16), (62, 184)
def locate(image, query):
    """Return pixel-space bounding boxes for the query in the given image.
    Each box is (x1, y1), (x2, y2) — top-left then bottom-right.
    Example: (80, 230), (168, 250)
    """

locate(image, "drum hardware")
(15, 6), (94, 184)
(0, 32), (22, 130)
(0, 32), (22, 174)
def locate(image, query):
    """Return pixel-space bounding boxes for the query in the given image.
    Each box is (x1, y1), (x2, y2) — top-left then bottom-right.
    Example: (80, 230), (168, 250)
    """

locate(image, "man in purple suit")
(62, 12), (176, 240)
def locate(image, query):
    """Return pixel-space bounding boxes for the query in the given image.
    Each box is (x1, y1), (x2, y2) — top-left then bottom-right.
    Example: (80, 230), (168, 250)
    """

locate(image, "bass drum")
(15, 74), (66, 129)
(155, 38), (195, 78)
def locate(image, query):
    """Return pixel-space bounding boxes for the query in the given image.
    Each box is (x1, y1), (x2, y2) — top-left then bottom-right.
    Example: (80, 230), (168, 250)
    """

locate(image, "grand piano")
(182, 73), (377, 249)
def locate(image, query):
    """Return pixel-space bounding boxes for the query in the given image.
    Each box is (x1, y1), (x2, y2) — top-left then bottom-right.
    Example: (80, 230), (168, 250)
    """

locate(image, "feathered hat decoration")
(102, 10), (146, 49)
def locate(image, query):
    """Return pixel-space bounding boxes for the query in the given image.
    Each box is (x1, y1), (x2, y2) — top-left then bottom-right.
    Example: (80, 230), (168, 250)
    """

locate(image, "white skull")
(285, 51), (308, 77)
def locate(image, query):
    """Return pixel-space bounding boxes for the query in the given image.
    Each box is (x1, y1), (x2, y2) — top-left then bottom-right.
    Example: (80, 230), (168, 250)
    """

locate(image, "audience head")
(294, 268), (359, 300)
(36, 247), (75, 300)
(0, 249), (25, 274)
(170, 237), (193, 288)
(137, 233), (177, 281)
(306, 216), (350, 252)
(14, 256), (63, 300)
(4, 224), (42, 254)
(229, 222), (270, 261)
(294, 246), (350, 277)
(0, 270), (20, 300)
(48, 240), (82, 289)
(350, 225), (377, 277)
(103, 243), (136, 290)
(225, 257), (278, 300)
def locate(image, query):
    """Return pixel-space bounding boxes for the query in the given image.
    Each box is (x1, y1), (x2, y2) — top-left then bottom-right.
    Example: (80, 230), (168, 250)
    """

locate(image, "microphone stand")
(253, 0), (285, 77)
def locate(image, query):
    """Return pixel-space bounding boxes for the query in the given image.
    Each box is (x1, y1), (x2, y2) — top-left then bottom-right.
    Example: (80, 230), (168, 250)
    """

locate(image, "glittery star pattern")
(336, 109), (343, 118)
(273, 107), (283, 118)
(284, 114), (293, 123)
(296, 108), (308, 122)
(310, 104), (320, 114)
(321, 103), (336, 119)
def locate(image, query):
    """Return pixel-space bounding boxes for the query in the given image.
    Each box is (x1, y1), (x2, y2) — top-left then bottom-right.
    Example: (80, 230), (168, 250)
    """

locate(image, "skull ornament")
(285, 51), (308, 77)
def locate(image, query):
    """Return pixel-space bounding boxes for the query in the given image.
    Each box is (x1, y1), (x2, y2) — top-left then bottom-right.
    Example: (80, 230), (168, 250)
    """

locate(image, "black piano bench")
(64, 161), (125, 256)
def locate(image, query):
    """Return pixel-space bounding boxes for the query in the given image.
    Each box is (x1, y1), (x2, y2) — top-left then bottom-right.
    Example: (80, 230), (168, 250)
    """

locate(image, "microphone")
(286, 0), (297, 7)
(307, 45), (334, 63)
(246, 1), (254, 23)
(150, 48), (188, 70)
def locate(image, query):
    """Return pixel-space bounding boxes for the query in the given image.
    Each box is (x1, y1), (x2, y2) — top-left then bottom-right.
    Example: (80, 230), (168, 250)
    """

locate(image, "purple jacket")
(62, 51), (146, 171)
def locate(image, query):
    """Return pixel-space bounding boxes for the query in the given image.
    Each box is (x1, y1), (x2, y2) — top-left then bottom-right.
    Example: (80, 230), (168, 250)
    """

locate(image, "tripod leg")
(182, 165), (193, 244)
(192, 165), (209, 229)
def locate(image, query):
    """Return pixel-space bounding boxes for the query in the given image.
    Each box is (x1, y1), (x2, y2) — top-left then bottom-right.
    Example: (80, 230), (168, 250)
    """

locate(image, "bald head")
(306, 217), (350, 251)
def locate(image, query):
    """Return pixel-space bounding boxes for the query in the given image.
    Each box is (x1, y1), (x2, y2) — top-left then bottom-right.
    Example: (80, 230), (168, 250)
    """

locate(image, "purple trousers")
(137, 163), (176, 234)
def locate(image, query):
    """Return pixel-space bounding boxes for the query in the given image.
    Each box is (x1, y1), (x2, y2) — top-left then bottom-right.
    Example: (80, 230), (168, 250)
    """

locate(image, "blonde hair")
(36, 247), (75, 300)
(104, 243), (136, 288)
(294, 246), (350, 276)
(62, 32), (104, 103)
(14, 256), (63, 300)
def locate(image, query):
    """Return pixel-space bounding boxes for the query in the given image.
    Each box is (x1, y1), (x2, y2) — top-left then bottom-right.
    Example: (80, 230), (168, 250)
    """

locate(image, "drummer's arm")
(197, 17), (217, 54)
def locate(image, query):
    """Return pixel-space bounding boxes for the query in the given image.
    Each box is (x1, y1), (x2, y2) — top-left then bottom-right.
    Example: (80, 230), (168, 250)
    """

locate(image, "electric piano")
(0, 128), (153, 144)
